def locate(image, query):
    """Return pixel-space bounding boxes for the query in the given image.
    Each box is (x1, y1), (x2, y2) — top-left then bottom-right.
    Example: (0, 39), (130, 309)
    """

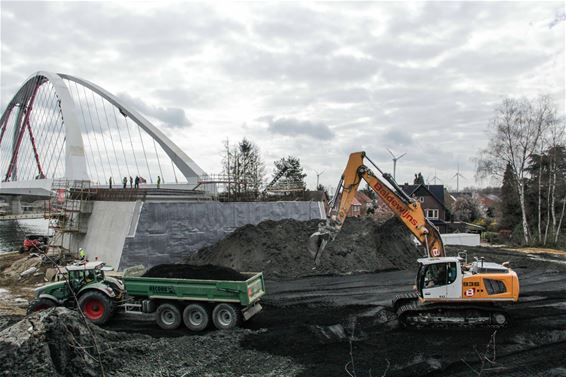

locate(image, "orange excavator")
(308, 152), (519, 328)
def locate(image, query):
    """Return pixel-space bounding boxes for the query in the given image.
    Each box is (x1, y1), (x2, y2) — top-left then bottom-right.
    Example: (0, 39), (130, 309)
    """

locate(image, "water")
(0, 219), (50, 253)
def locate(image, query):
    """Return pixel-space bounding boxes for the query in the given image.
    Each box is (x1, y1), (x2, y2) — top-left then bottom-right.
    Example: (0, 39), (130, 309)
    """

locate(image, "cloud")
(0, 1), (563, 189)
(263, 117), (334, 140)
(384, 129), (414, 146)
(117, 93), (192, 129)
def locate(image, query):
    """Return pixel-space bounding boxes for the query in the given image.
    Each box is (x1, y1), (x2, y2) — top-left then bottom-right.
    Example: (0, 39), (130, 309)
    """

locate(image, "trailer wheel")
(156, 303), (182, 330)
(27, 298), (56, 314)
(79, 291), (114, 325)
(183, 303), (210, 332)
(212, 303), (242, 330)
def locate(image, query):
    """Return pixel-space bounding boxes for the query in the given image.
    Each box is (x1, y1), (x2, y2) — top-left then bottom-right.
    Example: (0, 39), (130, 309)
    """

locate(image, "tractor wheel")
(78, 291), (113, 325)
(183, 303), (210, 332)
(27, 298), (56, 314)
(212, 303), (242, 330)
(156, 303), (182, 330)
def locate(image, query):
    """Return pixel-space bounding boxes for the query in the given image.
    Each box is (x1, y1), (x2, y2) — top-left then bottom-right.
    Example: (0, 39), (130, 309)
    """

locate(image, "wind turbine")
(314, 169), (326, 190)
(427, 169), (442, 185)
(453, 163), (466, 192)
(386, 148), (406, 180)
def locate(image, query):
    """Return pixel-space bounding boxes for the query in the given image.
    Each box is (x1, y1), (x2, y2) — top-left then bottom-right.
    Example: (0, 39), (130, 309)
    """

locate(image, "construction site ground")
(0, 220), (565, 376)
(1, 247), (565, 376)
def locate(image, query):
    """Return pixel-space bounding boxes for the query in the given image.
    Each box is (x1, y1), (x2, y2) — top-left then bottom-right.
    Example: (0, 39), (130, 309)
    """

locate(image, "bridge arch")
(0, 71), (205, 187)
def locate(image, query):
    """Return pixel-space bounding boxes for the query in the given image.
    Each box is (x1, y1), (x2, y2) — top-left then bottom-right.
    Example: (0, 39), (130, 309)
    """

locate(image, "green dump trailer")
(121, 271), (265, 331)
(28, 262), (265, 332)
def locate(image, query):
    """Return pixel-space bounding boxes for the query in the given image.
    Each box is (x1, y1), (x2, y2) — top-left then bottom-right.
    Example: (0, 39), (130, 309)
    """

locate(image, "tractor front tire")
(78, 291), (114, 325)
(27, 298), (56, 314)
(156, 303), (182, 330)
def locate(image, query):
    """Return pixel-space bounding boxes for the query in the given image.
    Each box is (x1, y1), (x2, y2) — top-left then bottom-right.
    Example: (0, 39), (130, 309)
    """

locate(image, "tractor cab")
(65, 262), (106, 291)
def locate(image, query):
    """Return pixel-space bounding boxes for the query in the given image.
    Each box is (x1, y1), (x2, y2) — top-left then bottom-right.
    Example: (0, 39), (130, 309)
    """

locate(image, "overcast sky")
(1, 1), (565, 190)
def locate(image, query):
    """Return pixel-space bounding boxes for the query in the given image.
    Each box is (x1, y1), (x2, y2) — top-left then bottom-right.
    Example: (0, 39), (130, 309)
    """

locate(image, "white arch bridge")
(0, 71), (207, 196)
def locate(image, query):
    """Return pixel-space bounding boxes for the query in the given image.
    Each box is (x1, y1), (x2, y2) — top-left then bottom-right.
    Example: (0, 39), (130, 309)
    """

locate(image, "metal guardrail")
(0, 212), (45, 220)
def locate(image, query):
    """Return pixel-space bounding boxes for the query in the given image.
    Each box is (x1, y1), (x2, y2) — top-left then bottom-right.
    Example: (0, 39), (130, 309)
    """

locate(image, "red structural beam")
(4, 80), (43, 181)
(26, 119), (45, 178)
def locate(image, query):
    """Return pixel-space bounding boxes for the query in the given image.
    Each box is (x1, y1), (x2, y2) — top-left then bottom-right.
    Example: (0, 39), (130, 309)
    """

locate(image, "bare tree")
(477, 96), (556, 244)
(453, 195), (485, 222)
(546, 120), (566, 243)
(222, 138), (265, 198)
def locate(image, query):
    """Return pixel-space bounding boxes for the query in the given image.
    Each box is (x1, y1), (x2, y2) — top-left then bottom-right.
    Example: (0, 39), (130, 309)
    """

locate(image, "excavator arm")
(308, 151), (444, 264)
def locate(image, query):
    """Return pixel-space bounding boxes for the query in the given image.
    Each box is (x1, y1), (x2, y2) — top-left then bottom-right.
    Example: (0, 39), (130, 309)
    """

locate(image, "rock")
(5, 256), (42, 279)
(44, 268), (58, 281)
(19, 267), (38, 278)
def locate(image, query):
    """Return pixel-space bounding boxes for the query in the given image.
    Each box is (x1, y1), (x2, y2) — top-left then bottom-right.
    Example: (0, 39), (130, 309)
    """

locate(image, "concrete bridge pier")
(9, 196), (22, 215)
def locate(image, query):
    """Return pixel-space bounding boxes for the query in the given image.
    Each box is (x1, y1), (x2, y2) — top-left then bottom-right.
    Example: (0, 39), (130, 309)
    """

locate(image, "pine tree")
(273, 156), (307, 189)
(499, 163), (522, 230)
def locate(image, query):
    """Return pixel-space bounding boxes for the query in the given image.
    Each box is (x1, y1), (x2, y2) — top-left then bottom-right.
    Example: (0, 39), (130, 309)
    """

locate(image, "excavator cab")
(416, 258), (462, 300)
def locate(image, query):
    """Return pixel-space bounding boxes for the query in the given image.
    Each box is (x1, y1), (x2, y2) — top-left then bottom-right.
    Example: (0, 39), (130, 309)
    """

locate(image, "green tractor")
(27, 261), (125, 325)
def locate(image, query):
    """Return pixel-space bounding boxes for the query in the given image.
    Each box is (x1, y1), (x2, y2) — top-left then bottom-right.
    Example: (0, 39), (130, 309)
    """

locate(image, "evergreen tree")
(273, 156), (307, 189)
(499, 163), (522, 230)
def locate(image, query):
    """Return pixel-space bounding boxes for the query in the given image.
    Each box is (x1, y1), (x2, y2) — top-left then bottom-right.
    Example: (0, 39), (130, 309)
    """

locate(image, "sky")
(1, 1), (565, 191)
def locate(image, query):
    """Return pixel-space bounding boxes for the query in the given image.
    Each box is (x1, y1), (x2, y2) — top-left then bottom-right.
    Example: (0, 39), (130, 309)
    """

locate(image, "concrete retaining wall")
(441, 233), (480, 246)
(80, 201), (139, 268)
(117, 201), (325, 270)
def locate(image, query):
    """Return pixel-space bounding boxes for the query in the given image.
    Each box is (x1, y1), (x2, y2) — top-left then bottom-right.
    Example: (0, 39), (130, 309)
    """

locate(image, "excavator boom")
(309, 152), (444, 264)
(309, 152), (518, 329)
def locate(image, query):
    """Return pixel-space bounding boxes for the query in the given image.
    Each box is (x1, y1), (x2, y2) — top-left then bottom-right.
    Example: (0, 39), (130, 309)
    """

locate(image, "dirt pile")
(143, 264), (247, 281)
(0, 308), (301, 377)
(0, 307), (134, 377)
(187, 217), (419, 279)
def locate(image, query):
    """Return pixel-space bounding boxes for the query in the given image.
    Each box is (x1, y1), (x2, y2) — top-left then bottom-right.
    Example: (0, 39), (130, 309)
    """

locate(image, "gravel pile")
(187, 217), (419, 279)
(142, 264), (247, 281)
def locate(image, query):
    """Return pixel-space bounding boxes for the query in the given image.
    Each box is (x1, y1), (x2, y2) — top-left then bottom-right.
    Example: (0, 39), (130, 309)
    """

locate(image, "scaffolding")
(44, 179), (94, 258)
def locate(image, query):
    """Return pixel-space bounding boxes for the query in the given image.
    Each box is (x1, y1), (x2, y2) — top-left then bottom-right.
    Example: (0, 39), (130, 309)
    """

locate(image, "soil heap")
(142, 264), (247, 281)
(187, 217), (419, 279)
(0, 307), (134, 377)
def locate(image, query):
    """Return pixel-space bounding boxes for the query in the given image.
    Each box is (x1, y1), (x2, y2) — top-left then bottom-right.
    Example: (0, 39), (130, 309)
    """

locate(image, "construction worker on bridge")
(79, 248), (87, 261)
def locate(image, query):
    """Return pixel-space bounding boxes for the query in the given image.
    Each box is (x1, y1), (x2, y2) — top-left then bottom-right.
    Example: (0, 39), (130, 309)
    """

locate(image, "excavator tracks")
(396, 301), (510, 329)
(392, 291), (419, 312)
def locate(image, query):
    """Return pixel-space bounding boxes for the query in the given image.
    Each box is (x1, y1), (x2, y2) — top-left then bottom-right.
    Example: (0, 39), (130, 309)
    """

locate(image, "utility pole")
(386, 148), (406, 180)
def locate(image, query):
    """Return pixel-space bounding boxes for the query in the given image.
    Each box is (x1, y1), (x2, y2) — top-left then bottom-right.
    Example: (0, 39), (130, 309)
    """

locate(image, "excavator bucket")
(308, 231), (330, 266)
